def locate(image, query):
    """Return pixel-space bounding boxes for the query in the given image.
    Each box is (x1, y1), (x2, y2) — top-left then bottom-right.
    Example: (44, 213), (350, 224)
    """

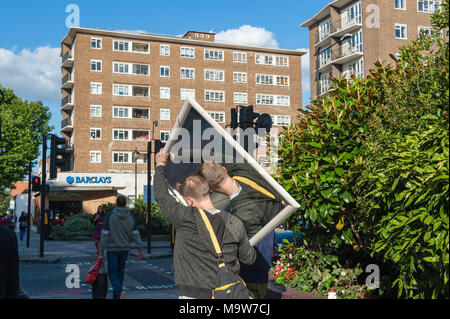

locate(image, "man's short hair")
(176, 175), (210, 199)
(116, 196), (127, 207)
(197, 162), (228, 190)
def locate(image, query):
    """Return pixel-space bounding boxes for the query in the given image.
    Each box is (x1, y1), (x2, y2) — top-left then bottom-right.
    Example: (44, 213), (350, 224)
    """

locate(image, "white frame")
(160, 66), (170, 78)
(160, 87), (171, 99)
(395, 23), (408, 39)
(160, 108), (171, 121)
(90, 105), (102, 118)
(204, 90), (225, 103)
(113, 39), (150, 54)
(90, 59), (102, 72)
(91, 37), (102, 49)
(90, 128), (102, 140)
(90, 82), (102, 95)
(180, 67), (195, 79)
(163, 98), (300, 246)
(180, 47), (195, 58)
(112, 151), (132, 164)
(394, 0), (407, 10)
(160, 44), (170, 56)
(204, 69), (225, 82)
(89, 151), (101, 163)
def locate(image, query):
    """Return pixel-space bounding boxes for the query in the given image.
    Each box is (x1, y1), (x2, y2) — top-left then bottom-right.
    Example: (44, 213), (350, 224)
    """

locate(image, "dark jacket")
(154, 165), (256, 298)
(0, 227), (19, 299)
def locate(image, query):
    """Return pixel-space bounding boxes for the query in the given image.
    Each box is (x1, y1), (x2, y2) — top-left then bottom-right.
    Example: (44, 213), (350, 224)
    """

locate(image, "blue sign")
(143, 185), (155, 204)
(66, 176), (112, 184)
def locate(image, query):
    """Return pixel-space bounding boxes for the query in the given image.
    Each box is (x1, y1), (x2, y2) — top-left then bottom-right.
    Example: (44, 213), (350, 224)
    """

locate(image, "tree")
(0, 86), (52, 191)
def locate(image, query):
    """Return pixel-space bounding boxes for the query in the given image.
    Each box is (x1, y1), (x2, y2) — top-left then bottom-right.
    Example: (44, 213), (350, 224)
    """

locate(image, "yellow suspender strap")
(232, 176), (276, 200)
(198, 209), (222, 256)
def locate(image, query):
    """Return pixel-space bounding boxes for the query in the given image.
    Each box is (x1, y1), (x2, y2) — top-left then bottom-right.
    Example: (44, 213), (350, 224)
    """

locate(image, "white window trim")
(113, 106), (131, 119)
(180, 88), (195, 101)
(233, 72), (248, 83)
(417, 0), (441, 13)
(91, 37), (102, 49)
(160, 44), (170, 56)
(90, 105), (102, 118)
(90, 151), (101, 164)
(113, 39), (150, 54)
(180, 67), (195, 79)
(256, 94), (290, 107)
(233, 92), (248, 104)
(160, 130), (171, 142)
(394, 0), (407, 10)
(207, 111), (226, 124)
(90, 59), (102, 72)
(160, 66), (170, 78)
(204, 69), (225, 82)
(395, 23), (408, 39)
(112, 84), (150, 98)
(204, 90), (225, 103)
(160, 109), (171, 121)
(112, 129), (131, 141)
(90, 128), (102, 140)
(180, 47), (195, 58)
(90, 82), (102, 95)
(204, 49), (224, 61)
(233, 52), (247, 63)
(112, 151), (133, 164)
(113, 62), (150, 76)
(160, 87), (171, 99)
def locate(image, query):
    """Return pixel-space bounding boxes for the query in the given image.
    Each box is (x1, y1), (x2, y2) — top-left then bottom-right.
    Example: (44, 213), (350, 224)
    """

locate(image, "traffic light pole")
(146, 141), (152, 254)
(39, 135), (47, 258)
(26, 162), (32, 248)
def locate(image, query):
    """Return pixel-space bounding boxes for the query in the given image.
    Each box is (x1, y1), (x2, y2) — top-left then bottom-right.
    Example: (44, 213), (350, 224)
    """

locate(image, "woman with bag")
(92, 206), (105, 257)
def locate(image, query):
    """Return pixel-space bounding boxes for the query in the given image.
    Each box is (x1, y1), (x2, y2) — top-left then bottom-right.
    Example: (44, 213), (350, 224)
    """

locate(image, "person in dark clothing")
(18, 211), (27, 241)
(154, 149), (256, 299)
(198, 162), (285, 299)
(0, 226), (19, 299)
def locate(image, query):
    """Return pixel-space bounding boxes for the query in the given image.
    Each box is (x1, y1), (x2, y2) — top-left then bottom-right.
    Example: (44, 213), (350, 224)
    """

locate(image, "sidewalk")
(17, 229), (173, 263)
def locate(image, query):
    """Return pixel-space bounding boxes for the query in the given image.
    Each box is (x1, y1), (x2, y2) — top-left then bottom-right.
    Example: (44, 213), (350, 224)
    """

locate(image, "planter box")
(282, 287), (327, 299)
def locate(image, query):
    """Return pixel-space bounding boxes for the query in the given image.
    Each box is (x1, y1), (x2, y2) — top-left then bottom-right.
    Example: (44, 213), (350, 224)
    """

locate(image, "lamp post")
(146, 120), (158, 254)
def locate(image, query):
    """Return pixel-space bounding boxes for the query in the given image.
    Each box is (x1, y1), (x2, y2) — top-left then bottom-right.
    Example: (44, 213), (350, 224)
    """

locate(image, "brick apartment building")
(47, 27), (305, 214)
(301, 0), (442, 98)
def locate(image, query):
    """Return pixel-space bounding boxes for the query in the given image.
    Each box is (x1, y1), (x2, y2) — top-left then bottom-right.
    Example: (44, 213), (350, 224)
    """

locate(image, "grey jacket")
(100, 207), (143, 253)
(154, 165), (256, 299)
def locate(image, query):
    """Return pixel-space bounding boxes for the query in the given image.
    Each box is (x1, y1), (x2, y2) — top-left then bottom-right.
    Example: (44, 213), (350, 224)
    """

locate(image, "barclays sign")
(66, 176), (112, 184)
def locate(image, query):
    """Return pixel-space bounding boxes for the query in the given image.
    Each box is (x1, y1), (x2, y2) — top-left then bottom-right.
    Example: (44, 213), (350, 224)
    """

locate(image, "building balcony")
(332, 46), (364, 65)
(60, 117), (73, 132)
(62, 51), (74, 68)
(61, 73), (74, 89)
(315, 16), (363, 48)
(61, 95), (74, 111)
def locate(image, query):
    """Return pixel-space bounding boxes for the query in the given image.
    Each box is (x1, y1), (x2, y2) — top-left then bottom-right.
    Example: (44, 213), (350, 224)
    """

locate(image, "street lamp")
(132, 147), (140, 203)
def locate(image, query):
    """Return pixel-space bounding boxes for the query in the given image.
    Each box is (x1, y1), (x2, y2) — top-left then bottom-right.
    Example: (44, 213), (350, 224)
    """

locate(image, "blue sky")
(0, 0), (331, 136)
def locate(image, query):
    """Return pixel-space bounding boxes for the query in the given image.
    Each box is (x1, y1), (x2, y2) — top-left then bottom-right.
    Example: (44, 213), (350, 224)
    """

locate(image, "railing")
(315, 14), (363, 44)
(61, 117), (72, 128)
(62, 51), (72, 65)
(337, 45), (363, 59)
(62, 73), (72, 86)
(61, 95), (72, 107)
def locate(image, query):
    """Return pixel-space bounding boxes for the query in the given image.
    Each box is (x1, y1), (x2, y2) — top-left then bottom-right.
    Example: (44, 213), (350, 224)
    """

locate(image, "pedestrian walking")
(92, 205), (105, 257)
(100, 196), (144, 299)
(18, 212), (27, 241)
(198, 162), (285, 299)
(0, 226), (19, 299)
(154, 149), (256, 299)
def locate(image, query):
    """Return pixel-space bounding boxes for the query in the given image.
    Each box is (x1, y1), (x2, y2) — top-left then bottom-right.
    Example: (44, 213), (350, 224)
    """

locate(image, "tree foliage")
(276, 1), (449, 298)
(0, 86), (52, 190)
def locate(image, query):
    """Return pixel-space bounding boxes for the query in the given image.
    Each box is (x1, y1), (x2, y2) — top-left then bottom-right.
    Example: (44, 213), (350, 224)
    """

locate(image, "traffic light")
(31, 176), (40, 192)
(50, 135), (68, 179)
(230, 108), (238, 129)
(255, 113), (273, 136)
(239, 105), (260, 130)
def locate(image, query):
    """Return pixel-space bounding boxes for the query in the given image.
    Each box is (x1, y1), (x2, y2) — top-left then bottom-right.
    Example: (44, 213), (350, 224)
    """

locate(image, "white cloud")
(0, 46), (60, 104)
(298, 48), (311, 107)
(215, 25), (279, 48)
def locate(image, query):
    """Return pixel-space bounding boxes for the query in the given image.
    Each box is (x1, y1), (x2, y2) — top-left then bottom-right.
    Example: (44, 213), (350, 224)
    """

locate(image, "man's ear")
(222, 166), (229, 174)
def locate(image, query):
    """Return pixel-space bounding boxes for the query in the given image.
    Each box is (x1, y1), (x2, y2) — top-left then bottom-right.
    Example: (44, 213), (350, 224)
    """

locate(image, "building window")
(319, 72), (332, 95)
(233, 52), (247, 63)
(160, 87), (170, 99)
(113, 152), (132, 163)
(233, 72), (247, 83)
(255, 54), (288, 66)
(419, 26), (434, 37)
(113, 129), (130, 141)
(113, 62), (129, 74)
(113, 40), (129, 52)
(256, 74), (274, 85)
(113, 40), (149, 53)
(160, 131), (170, 142)
(113, 84), (149, 97)
(90, 82), (102, 95)
(132, 64), (149, 75)
(90, 105), (102, 118)
(90, 128), (101, 140)
(113, 84), (130, 96)
(204, 69), (224, 81)
(91, 37), (102, 49)
(344, 57), (365, 80)
(418, 0), (441, 13)
(160, 66), (170, 77)
(113, 62), (149, 75)
(90, 60), (102, 72)
(204, 49), (224, 61)
(160, 45), (170, 56)
(180, 67), (195, 79)
(180, 89), (195, 100)
(180, 47), (195, 58)
(205, 90), (225, 103)
(256, 94), (290, 106)
(113, 107), (129, 118)
(395, 24), (408, 39)
(276, 75), (290, 86)
(233, 92), (248, 104)
(395, 0), (406, 9)
(319, 19), (331, 42)
(273, 115), (291, 126)
(207, 111), (225, 124)
(160, 109), (170, 121)
(319, 47), (332, 68)
(90, 151), (101, 163)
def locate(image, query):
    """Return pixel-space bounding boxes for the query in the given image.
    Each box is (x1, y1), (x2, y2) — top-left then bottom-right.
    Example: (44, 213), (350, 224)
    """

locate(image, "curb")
(19, 256), (61, 264)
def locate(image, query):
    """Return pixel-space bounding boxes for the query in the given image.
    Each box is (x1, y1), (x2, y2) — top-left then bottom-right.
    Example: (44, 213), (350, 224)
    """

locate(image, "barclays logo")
(66, 176), (112, 184)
